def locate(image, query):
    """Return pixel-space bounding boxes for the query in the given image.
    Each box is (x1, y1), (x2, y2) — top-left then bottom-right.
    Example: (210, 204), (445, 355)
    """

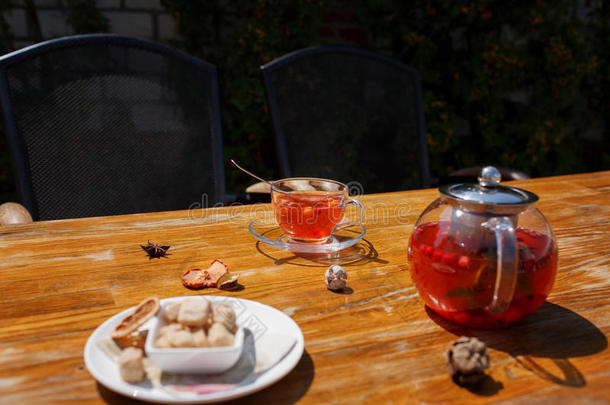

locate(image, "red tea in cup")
(271, 178), (363, 243)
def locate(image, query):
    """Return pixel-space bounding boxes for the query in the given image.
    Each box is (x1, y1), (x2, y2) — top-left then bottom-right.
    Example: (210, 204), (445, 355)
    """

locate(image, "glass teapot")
(408, 167), (558, 328)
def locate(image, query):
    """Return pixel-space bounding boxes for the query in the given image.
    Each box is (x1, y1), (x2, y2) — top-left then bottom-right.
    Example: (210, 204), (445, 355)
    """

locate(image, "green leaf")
(444, 287), (474, 299)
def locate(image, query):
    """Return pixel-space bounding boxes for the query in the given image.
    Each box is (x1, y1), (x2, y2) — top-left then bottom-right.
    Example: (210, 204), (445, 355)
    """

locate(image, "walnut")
(446, 336), (490, 384)
(325, 265), (347, 291)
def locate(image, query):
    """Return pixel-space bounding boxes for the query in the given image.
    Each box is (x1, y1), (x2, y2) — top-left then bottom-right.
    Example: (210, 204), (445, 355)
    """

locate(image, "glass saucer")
(248, 219), (366, 253)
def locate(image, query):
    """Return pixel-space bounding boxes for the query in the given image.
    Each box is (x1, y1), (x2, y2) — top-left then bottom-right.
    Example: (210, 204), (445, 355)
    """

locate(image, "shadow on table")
(460, 375), (504, 396)
(427, 302), (607, 389)
(97, 350), (314, 404)
(227, 350), (314, 404)
(98, 384), (146, 404)
(255, 237), (388, 267)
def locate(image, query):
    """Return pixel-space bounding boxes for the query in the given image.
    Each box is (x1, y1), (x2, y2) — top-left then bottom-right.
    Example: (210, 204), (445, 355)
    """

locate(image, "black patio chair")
(261, 45), (432, 195)
(0, 34), (225, 220)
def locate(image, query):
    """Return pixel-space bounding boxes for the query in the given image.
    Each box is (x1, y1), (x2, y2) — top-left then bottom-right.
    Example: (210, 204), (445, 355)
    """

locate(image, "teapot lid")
(439, 166), (538, 209)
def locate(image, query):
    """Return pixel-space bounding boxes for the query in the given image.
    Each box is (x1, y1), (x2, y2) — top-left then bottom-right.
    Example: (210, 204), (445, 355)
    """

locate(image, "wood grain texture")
(0, 171), (609, 404)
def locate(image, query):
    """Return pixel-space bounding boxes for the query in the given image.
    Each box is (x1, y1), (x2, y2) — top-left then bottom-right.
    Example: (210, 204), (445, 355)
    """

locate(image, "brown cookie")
(111, 296), (160, 344)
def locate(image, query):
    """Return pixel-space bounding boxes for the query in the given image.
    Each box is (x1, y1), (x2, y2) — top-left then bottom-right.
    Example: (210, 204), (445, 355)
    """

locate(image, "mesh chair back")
(0, 34), (225, 220)
(262, 45), (430, 194)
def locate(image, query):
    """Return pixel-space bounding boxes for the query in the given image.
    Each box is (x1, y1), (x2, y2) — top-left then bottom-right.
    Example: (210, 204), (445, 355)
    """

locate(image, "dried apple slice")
(181, 268), (206, 289)
(181, 259), (229, 289)
(111, 296), (160, 347)
(206, 259), (228, 285)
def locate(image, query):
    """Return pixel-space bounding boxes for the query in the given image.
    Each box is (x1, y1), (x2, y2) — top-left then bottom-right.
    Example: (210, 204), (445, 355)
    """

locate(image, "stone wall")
(2, 0), (178, 48)
(2, 1), (366, 51)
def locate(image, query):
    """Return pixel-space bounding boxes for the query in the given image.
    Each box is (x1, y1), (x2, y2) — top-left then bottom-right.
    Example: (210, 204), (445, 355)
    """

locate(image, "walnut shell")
(325, 265), (347, 291)
(0, 203), (33, 226)
(446, 336), (490, 384)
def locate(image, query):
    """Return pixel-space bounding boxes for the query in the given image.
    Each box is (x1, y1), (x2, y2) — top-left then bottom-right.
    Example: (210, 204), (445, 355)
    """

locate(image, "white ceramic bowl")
(144, 296), (244, 374)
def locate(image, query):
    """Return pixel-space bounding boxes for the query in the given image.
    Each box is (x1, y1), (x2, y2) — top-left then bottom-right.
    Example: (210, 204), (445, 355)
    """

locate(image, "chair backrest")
(0, 34), (225, 220)
(261, 45), (431, 194)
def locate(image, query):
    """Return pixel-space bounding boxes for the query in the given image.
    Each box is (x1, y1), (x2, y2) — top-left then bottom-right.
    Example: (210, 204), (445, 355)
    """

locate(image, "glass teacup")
(270, 178), (364, 243)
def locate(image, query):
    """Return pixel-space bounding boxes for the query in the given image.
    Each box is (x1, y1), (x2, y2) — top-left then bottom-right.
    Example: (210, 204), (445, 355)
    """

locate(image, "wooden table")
(1, 171), (609, 404)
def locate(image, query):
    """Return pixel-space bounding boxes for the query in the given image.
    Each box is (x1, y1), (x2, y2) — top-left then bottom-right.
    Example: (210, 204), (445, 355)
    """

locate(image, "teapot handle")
(482, 217), (518, 314)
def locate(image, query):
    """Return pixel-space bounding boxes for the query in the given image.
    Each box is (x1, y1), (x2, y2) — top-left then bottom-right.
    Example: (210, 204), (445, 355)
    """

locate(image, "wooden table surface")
(1, 171), (609, 404)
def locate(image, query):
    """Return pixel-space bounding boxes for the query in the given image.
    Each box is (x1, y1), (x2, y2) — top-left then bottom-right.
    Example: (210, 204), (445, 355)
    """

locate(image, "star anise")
(141, 241), (170, 258)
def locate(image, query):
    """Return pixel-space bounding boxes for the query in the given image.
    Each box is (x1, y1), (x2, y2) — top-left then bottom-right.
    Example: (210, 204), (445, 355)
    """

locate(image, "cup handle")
(482, 217), (518, 314)
(332, 198), (364, 234)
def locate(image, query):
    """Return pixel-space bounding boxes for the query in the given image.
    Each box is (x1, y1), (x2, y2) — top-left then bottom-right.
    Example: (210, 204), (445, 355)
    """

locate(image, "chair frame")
(0, 34), (226, 219)
(261, 44), (431, 188)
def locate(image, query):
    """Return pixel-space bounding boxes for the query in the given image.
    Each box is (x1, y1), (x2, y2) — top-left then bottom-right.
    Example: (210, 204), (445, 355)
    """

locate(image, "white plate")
(84, 296), (304, 404)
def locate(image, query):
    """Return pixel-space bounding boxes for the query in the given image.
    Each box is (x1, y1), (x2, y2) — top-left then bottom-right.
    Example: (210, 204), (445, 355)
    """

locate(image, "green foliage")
(358, 0), (600, 178)
(66, 0), (109, 34)
(161, 0), (606, 188)
(580, 0), (610, 169)
(161, 0), (325, 193)
(0, 0), (14, 52)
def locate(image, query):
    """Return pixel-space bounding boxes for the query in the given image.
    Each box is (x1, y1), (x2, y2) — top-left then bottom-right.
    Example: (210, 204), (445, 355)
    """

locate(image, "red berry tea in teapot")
(409, 221), (557, 328)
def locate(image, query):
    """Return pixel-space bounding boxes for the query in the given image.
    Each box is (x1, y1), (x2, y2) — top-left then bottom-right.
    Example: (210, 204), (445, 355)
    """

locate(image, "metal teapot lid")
(439, 166), (538, 212)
